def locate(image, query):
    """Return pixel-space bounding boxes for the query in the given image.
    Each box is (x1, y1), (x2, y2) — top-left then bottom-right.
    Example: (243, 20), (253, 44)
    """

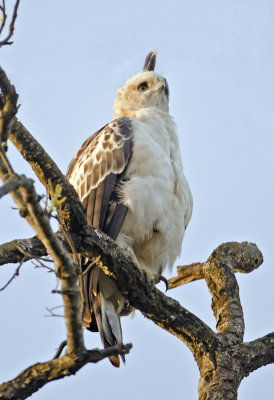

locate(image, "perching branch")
(0, 140), (132, 400)
(0, 61), (132, 398)
(0, 42), (272, 398)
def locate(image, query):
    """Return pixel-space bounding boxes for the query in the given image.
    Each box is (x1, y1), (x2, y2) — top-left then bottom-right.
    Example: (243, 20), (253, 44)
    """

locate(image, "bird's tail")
(80, 261), (125, 368)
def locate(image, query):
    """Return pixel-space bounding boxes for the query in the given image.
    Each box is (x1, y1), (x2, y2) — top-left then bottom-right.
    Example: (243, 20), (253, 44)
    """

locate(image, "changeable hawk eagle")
(67, 51), (193, 367)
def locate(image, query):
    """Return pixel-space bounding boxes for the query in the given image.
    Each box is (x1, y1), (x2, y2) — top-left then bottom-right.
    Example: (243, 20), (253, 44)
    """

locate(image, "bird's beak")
(143, 50), (157, 71)
(163, 78), (169, 98)
(156, 79), (169, 97)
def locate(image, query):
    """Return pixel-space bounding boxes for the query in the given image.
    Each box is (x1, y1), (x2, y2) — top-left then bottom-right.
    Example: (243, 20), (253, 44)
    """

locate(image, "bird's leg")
(125, 247), (168, 292)
(125, 247), (155, 291)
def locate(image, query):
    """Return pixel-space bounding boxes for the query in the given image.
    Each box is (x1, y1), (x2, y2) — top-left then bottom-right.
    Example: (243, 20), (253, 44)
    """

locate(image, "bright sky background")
(0, 1), (274, 399)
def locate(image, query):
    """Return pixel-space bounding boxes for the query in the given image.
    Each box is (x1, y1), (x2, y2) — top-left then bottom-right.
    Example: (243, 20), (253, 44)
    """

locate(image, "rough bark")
(0, 343), (131, 400)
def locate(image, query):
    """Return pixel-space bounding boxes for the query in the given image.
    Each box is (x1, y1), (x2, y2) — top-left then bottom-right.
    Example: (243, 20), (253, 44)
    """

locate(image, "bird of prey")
(66, 51), (193, 367)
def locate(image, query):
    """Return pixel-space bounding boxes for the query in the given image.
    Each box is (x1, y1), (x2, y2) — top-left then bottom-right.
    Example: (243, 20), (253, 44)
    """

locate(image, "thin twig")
(32, 258), (55, 274)
(0, 0), (7, 36)
(59, 222), (80, 267)
(0, 255), (26, 291)
(0, 145), (15, 174)
(45, 306), (64, 318)
(0, 0), (20, 47)
(52, 340), (67, 359)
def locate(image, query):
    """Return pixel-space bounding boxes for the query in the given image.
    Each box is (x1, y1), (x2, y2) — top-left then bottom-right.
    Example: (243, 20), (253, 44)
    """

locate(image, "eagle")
(66, 51), (193, 367)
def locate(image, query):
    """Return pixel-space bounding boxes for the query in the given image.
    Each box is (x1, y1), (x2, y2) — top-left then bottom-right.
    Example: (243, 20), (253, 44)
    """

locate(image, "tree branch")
(0, 63), (270, 399)
(0, 1), (7, 37)
(0, 145), (133, 397)
(0, 161), (85, 354)
(4, 116), (219, 352)
(0, 343), (132, 400)
(0, 175), (20, 197)
(0, 66), (18, 147)
(169, 262), (205, 288)
(241, 333), (274, 377)
(204, 243), (247, 342)
(169, 242), (263, 289)
(0, 0), (20, 47)
(0, 236), (46, 266)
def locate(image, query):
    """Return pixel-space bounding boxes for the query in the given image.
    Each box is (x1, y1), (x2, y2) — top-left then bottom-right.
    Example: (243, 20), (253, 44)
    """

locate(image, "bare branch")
(169, 262), (204, 289)
(0, 134), (86, 356)
(0, 140), (130, 397)
(0, 1), (7, 36)
(45, 306), (64, 318)
(52, 340), (67, 359)
(0, 176), (20, 197)
(6, 118), (220, 353)
(0, 343), (132, 400)
(204, 242), (252, 343)
(169, 242), (263, 289)
(0, 67), (18, 147)
(0, 0), (20, 47)
(0, 255), (26, 291)
(0, 237), (46, 266)
(0, 66), (270, 398)
(241, 333), (274, 376)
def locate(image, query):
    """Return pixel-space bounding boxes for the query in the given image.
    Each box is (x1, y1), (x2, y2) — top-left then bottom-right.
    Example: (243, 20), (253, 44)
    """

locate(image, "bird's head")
(113, 51), (169, 118)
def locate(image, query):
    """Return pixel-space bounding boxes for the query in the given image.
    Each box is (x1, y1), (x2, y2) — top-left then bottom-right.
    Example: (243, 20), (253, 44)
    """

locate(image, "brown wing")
(67, 116), (133, 238)
(66, 117), (133, 367)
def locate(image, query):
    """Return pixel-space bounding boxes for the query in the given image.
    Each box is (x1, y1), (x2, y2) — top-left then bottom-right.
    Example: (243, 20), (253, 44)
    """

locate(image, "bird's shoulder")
(66, 117), (133, 201)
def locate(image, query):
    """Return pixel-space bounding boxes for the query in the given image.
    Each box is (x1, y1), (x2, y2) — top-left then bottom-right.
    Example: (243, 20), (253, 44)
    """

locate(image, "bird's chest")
(126, 116), (175, 187)
(119, 115), (184, 241)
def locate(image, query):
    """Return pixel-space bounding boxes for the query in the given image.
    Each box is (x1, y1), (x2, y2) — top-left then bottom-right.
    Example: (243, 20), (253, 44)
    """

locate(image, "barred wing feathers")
(66, 117), (133, 368)
(67, 116), (133, 238)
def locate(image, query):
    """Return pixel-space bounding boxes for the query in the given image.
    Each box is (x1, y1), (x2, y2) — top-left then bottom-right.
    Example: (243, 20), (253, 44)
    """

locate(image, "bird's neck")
(113, 106), (169, 120)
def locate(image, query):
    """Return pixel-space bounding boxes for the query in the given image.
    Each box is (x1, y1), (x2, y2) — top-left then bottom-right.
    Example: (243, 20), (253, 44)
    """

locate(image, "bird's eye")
(138, 82), (148, 91)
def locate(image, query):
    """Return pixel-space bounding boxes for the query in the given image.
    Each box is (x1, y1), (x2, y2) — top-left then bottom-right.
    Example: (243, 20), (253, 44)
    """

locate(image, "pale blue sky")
(1, 1), (274, 398)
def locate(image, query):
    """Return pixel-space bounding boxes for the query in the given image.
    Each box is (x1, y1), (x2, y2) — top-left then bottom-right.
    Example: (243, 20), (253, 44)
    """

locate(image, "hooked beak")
(156, 79), (169, 97)
(163, 78), (169, 97)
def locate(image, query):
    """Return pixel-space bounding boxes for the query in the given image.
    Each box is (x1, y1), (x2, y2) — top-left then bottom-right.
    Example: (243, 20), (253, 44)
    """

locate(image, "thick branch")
(0, 236), (46, 265)
(0, 229), (219, 355)
(241, 332), (274, 377)
(169, 242), (263, 289)
(204, 243), (250, 343)
(0, 343), (132, 400)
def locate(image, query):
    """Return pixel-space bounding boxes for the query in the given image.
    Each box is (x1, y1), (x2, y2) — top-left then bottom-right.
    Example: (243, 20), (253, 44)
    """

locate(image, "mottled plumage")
(67, 51), (193, 367)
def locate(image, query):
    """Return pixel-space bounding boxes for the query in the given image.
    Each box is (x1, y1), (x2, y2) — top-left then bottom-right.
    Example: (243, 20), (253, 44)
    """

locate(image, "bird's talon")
(159, 275), (169, 292)
(154, 274), (169, 292)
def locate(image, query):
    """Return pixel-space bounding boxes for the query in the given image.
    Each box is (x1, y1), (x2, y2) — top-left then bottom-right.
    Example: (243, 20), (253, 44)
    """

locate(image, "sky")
(0, 1), (274, 399)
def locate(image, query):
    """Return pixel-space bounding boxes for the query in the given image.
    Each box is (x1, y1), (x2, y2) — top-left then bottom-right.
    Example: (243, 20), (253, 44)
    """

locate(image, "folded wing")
(67, 116), (133, 367)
